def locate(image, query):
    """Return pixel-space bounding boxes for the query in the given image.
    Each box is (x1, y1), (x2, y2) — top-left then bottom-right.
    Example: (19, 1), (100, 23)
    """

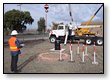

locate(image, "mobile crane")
(49, 4), (103, 46)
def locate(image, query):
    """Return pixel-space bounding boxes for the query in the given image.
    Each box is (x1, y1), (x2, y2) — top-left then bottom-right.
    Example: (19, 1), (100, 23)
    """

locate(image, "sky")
(4, 4), (103, 29)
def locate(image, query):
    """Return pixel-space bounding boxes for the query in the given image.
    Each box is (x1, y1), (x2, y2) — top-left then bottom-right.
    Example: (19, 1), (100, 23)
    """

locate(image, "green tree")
(37, 17), (46, 33)
(4, 9), (34, 33)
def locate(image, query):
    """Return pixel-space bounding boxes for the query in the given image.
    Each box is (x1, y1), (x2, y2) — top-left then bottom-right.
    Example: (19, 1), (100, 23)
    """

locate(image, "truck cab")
(49, 24), (75, 43)
(49, 25), (66, 43)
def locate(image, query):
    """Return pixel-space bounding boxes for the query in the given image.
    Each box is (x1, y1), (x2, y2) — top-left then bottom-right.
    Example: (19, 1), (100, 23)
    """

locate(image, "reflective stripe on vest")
(8, 37), (20, 51)
(10, 47), (18, 49)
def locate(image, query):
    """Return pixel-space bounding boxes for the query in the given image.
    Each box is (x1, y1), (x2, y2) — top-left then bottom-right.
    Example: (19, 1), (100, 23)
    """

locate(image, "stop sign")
(44, 4), (49, 10)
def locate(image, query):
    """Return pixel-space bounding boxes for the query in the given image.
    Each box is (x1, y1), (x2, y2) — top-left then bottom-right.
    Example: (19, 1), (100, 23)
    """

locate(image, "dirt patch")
(38, 52), (69, 61)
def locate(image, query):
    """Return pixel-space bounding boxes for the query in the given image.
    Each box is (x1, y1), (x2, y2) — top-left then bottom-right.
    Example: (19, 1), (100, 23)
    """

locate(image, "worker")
(68, 23), (73, 36)
(8, 30), (24, 73)
(68, 23), (73, 40)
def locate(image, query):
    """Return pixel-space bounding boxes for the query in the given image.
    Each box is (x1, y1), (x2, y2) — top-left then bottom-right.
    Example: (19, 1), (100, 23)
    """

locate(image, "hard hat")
(11, 30), (18, 35)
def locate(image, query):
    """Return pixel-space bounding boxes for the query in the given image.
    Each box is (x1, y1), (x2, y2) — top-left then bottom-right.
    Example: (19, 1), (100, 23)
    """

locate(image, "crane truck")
(49, 4), (103, 46)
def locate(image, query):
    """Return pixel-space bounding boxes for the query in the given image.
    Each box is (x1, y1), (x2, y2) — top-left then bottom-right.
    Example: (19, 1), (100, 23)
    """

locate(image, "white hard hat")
(11, 30), (18, 35)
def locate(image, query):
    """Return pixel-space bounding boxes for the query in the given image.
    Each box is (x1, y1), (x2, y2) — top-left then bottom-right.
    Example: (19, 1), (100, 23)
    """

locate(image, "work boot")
(11, 68), (14, 72)
(11, 69), (14, 72)
(13, 70), (20, 73)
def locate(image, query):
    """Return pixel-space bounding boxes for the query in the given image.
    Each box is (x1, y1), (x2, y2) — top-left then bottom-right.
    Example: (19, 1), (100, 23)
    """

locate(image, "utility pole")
(44, 4), (49, 33)
(17, 4), (25, 41)
(17, 4), (22, 22)
(17, 4), (22, 27)
(17, 4), (22, 11)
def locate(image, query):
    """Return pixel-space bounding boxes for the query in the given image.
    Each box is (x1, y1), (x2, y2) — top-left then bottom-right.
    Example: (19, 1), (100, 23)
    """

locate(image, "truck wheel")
(85, 39), (92, 45)
(96, 38), (103, 46)
(50, 36), (56, 43)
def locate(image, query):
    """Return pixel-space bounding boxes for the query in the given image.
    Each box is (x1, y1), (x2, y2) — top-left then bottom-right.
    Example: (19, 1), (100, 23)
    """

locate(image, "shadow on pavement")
(17, 53), (39, 72)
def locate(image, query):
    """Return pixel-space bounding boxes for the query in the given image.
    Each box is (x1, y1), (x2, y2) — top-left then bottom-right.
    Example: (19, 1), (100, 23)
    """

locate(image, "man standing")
(8, 30), (24, 73)
(68, 23), (73, 41)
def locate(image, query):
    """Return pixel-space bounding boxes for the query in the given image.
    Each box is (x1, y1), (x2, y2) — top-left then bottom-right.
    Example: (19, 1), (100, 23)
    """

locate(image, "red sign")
(44, 4), (49, 10)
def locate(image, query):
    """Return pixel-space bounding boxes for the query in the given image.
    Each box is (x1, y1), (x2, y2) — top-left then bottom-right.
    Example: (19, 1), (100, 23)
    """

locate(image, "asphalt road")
(4, 33), (49, 42)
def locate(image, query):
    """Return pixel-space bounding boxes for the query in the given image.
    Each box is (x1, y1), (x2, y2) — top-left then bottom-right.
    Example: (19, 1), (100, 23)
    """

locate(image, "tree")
(52, 22), (59, 30)
(4, 9), (34, 33)
(37, 17), (46, 33)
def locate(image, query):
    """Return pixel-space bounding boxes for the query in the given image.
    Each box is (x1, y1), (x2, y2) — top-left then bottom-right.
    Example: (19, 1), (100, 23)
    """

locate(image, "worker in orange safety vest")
(8, 30), (24, 73)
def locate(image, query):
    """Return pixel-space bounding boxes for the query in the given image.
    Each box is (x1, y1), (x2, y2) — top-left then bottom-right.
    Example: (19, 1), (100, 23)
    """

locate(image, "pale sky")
(4, 4), (103, 29)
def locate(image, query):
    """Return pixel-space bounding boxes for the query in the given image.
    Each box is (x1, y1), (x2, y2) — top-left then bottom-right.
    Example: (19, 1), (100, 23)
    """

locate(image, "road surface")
(4, 33), (49, 42)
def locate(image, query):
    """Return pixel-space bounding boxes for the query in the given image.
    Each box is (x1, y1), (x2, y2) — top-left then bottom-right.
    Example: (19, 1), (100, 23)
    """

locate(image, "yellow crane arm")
(75, 4), (103, 36)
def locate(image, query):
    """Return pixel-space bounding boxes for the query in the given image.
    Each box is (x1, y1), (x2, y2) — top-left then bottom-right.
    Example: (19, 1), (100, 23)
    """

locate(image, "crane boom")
(69, 4), (73, 22)
(75, 4), (103, 36)
(86, 4), (103, 26)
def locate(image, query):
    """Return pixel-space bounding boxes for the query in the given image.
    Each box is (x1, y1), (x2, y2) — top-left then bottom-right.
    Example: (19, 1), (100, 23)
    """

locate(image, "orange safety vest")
(8, 37), (20, 51)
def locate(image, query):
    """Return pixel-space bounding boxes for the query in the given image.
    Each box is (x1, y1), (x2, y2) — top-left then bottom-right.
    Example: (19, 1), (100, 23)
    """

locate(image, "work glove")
(20, 44), (25, 47)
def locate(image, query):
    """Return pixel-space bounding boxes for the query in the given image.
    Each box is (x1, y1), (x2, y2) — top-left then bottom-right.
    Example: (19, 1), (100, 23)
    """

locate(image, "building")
(81, 21), (103, 36)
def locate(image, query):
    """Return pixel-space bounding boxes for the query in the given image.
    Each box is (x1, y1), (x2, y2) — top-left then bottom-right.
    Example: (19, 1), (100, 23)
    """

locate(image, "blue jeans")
(11, 54), (19, 72)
